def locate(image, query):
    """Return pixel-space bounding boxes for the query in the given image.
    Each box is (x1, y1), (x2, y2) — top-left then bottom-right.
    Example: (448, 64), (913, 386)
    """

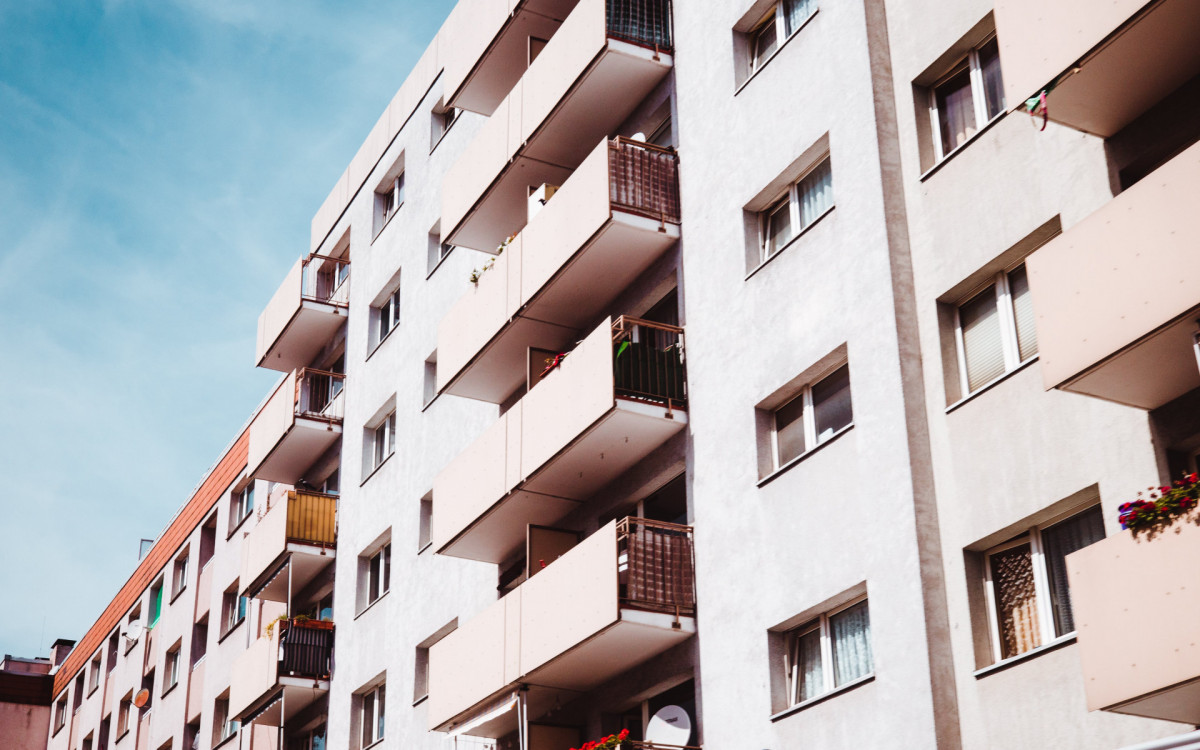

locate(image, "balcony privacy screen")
(609, 139), (681, 223)
(606, 0), (673, 50)
(620, 519), (696, 615)
(286, 491), (338, 547)
(280, 623), (334, 679)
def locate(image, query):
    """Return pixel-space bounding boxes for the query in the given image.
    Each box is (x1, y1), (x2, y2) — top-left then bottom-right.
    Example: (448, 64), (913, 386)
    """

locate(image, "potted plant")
(1119, 472), (1200, 538)
(570, 729), (628, 750)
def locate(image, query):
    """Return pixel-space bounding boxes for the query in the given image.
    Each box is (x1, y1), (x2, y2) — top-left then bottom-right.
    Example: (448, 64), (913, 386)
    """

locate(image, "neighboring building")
(36, 0), (1200, 749)
(1, 647), (58, 750)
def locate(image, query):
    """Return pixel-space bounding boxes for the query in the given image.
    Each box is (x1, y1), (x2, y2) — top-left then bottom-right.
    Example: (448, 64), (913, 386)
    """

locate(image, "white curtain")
(936, 68), (976, 154)
(831, 601), (873, 685)
(799, 158), (833, 228)
(960, 286), (1004, 392)
(783, 0), (816, 34)
(789, 628), (824, 704)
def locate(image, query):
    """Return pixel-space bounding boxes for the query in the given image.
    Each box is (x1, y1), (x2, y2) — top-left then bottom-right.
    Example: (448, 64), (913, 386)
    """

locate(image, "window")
(172, 550), (189, 598)
(321, 468), (340, 496)
(418, 493), (433, 552)
(214, 696), (238, 744)
(199, 516), (216, 568)
(376, 172), (405, 232)
(783, 598), (873, 707)
(73, 672), (84, 712)
(365, 544), (391, 608)
(191, 620), (208, 667)
(361, 684), (386, 747)
(423, 351), (438, 407)
(231, 483), (254, 531)
(758, 157), (833, 262)
(54, 695), (67, 732)
(107, 631), (119, 672)
(747, 0), (816, 74)
(88, 653), (101, 694)
(772, 364), (852, 468)
(164, 645), (181, 692)
(954, 265), (1037, 396)
(117, 694), (132, 737)
(221, 588), (247, 637)
(373, 287), (401, 347)
(295, 723), (327, 750)
(929, 36), (1004, 161)
(431, 99), (461, 149)
(368, 412), (396, 474)
(984, 505), (1105, 662)
(428, 226), (454, 274)
(148, 580), (163, 628)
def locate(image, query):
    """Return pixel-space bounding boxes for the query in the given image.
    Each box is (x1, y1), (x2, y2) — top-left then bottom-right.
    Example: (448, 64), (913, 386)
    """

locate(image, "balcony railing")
(301, 254), (350, 307)
(618, 517), (696, 617)
(606, 0), (673, 51)
(609, 137), (680, 223)
(278, 620), (334, 680)
(296, 369), (345, 422)
(622, 743), (701, 750)
(612, 316), (686, 409)
(285, 491), (337, 547)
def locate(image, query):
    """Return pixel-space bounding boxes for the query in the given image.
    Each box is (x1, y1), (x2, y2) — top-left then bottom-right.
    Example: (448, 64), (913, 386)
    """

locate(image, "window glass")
(812, 365), (852, 442)
(1008, 266), (1038, 362)
(990, 543), (1040, 659)
(935, 66), (976, 155)
(959, 285), (1005, 391)
(789, 627), (823, 703)
(978, 37), (1005, 119)
(765, 197), (793, 257)
(830, 600), (872, 685)
(752, 11), (778, 68)
(798, 158), (833, 228)
(783, 0), (816, 34)
(1041, 506), (1105, 636)
(775, 394), (806, 465)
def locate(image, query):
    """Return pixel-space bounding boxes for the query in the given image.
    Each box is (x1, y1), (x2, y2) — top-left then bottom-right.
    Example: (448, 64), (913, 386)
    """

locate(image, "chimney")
(49, 638), (75, 668)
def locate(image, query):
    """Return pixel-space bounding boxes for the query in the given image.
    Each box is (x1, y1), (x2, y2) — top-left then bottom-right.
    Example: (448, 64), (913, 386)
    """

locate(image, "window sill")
(354, 591), (390, 621)
(418, 541), (432, 555)
(115, 729), (130, 745)
(770, 673), (874, 721)
(170, 586), (187, 605)
(758, 423), (854, 488)
(425, 247), (456, 280)
(734, 9), (820, 97)
(161, 681), (179, 699)
(945, 356), (1038, 414)
(974, 633), (1076, 678)
(88, 684), (99, 698)
(52, 724), (65, 738)
(226, 512), (253, 541)
(919, 112), (1006, 182)
(364, 739), (385, 750)
(413, 693), (429, 707)
(429, 120), (459, 155)
(360, 453), (395, 487)
(372, 204), (404, 245)
(421, 392), (441, 413)
(744, 205), (835, 281)
(366, 326), (399, 363)
(192, 655), (206, 671)
(217, 617), (245, 645)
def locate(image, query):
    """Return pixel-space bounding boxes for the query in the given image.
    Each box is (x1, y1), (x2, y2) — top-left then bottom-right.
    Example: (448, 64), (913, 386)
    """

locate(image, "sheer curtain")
(831, 601), (873, 685)
(783, 0), (816, 34)
(1042, 506), (1105, 636)
(798, 158), (834, 228)
(936, 68), (976, 155)
(788, 628), (824, 704)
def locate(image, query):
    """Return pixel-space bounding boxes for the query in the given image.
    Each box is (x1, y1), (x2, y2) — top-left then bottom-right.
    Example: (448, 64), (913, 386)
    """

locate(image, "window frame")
(214, 696), (239, 744)
(952, 264), (1036, 397)
(164, 646), (181, 692)
(757, 156), (833, 263)
(373, 287), (402, 348)
(117, 694), (133, 738)
(221, 590), (247, 638)
(782, 595), (873, 708)
(928, 33), (1003, 163)
(377, 173), (405, 231)
(361, 683), (386, 747)
(370, 412), (397, 473)
(770, 363), (852, 470)
(747, 0), (818, 76)
(981, 505), (1104, 664)
(172, 550), (189, 600)
(366, 543), (392, 608)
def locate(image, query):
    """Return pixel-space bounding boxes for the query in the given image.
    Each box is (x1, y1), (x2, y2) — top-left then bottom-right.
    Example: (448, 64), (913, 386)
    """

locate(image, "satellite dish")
(123, 621), (144, 646)
(133, 689), (150, 708)
(645, 705), (691, 746)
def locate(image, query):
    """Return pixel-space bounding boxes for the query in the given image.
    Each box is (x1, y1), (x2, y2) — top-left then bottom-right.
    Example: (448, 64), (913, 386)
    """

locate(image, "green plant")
(264, 614), (313, 637)
(1119, 472), (1200, 538)
(469, 235), (512, 285)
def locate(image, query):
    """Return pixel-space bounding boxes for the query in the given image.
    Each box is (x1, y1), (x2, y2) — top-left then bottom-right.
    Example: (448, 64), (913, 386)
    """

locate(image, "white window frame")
(431, 105), (461, 149)
(215, 697), (239, 742)
(758, 156), (833, 262)
(771, 363), (852, 469)
(54, 697), (67, 731)
(234, 483), (254, 526)
(366, 543), (391, 607)
(928, 34), (1002, 162)
(88, 654), (101, 693)
(748, 0), (817, 75)
(222, 591), (247, 636)
(952, 265), (1034, 397)
(378, 173), (404, 227)
(374, 288), (401, 347)
(117, 695), (132, 736)
(981, 505), (1102, 664)
(172, 552), (189, 598)
(164, 647), (180, 690)
(362, 683), (386, 746)
(371, 412), (396, 472)
(783, 595), (872, 707)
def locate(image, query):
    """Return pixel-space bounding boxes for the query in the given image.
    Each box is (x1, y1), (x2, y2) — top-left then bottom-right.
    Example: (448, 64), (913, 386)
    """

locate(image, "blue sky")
(0, 0), (453, 657)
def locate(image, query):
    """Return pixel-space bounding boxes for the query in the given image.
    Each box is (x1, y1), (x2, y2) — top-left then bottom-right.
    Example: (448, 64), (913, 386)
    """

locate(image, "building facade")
(38, 0), (1200, 749)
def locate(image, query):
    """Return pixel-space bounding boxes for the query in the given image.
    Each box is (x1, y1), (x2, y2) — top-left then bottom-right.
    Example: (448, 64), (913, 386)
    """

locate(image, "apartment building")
(1, 647), (59, 750)
(38, 0), (1200, 749)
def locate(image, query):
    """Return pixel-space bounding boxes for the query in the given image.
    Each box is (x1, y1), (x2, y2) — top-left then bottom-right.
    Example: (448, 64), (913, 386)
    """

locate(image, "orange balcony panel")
(1026, 142), (1200, 409)
(428, 519), (695, 734)
(995, 0), (1200, 137)
(442, 0), (576, 115)
(1068, 521), (1200, 723)
(442, 0), (673, 253)
(240, 489), (337, 602)
(438, 138), (681, 404)
(432, 317), (686, 564)
(249, 370), (344, 484)
(229, 622), (333, 725)
(256, 255), (349, 373)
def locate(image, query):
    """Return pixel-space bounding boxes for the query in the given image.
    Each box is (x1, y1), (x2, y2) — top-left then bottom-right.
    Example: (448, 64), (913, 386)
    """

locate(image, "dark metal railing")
(609, 137), (681, 224)
(612, 316), (686, 409)
(286, 491), (337, 547)
(278, 620), (334, 680)
(617, 517), (696, 617)
(606, 0), (673, 51)
(295, 368), (345, 422)
(301, 254), (350, 306)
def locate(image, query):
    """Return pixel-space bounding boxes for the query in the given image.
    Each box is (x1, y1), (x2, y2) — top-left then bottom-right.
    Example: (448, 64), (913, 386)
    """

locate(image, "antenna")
(123, 621), (144, 648)
(645, 705), (691, 747)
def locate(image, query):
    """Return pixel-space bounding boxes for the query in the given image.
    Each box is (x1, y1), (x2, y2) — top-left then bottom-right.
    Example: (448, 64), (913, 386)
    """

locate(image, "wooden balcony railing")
(286, 491), (337, 548)
(617, 517), (696, 617)
(607, 0), (673, 51)
(609, 137), (681, 224)
(301, 254), (350, 307)
(278, 620), (334, 680)
(295, 368), (345, 422)
(612, 316), (686, 409)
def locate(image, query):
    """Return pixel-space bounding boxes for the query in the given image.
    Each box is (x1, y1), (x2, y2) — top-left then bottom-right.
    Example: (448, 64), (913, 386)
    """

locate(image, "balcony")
(433, 316), (686, 563)
(249, 369), (345, 484)
(428, 518), (696, 735)
(994, 0), (1200, 137)
(438, 138), (681, 403)
(443, 0), (577, 115)
(256, 254), (349, 373)
(240, 489), (337, 602)
(441, 0), (674, 253)
(1025, 141), (1200, 409)
(1067, 521), (1200, 723)
(229, 620), (334, 725)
